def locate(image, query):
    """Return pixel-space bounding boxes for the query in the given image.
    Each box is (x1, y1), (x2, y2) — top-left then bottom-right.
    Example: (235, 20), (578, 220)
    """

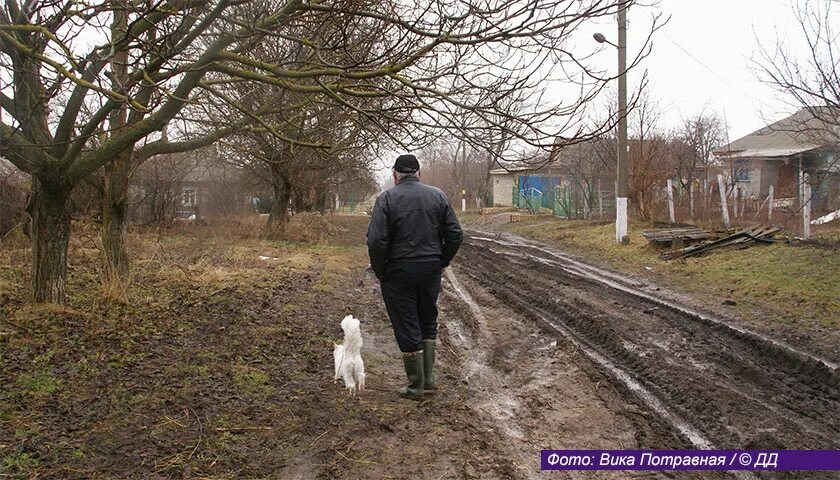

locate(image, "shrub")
(0, 161), (28, 238)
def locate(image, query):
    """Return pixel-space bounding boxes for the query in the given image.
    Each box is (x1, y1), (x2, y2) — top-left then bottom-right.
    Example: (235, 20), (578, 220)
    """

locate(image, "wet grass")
(456, 210), (482, 225)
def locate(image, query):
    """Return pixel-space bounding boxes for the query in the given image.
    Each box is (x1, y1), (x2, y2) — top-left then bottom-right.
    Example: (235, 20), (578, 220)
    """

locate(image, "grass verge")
(0, 215), (371, 478)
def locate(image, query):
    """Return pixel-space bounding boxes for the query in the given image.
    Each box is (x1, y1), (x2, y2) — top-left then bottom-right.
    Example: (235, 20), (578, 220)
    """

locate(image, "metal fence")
(511, 174), (617, 220)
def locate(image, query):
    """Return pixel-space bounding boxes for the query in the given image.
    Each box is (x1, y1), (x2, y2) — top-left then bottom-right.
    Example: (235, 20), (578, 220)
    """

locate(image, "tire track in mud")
(469, 231), (839, 372)
(444, 268), (528, 441)
(440, 269), (728, 479)
(441, 269), (692, 480)
(453, 232), (840, 478)
(441, 269), (532, 477)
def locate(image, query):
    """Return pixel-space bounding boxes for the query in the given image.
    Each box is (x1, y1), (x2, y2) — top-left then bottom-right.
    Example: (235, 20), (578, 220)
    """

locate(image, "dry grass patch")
(0, 215), (374, 478)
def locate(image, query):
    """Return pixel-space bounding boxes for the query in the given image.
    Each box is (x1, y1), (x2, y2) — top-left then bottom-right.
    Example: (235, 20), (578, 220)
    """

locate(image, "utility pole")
(594, 3), (629, 242)
(616, 3), (629, 244)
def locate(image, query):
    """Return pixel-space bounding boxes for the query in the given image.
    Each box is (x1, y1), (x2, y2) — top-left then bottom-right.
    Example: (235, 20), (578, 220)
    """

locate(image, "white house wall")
(733, 159), (763, 200)
(492, 174), (514, 206)
(745, 162), (762, 199)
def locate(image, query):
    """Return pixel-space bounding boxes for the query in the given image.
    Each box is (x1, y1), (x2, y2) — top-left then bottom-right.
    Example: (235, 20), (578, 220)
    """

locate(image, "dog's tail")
(341, 315), (363, 355)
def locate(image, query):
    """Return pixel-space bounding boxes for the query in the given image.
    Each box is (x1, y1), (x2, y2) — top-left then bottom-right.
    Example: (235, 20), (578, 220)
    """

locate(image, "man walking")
(367, 154), (463, 400)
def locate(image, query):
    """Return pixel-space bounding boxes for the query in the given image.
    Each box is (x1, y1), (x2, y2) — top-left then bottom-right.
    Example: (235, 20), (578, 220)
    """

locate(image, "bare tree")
(0, 159), (27, 237)
(754, 0), (840, 217)
(1, 0), (292, 302)
(627, 93), (673, 221)
(216, 83), (384, 238)
(130, 152), (200, 226)
(755, 0), (840, 145)
(673, 110), (725, 212)
(419, 139), (488, 206)
(553, 139), (616, 218)
(2, 0), (659, 303)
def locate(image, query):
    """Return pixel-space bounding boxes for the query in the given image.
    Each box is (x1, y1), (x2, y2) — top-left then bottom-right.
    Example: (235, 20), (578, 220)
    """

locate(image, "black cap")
(393, 154), (420, 173)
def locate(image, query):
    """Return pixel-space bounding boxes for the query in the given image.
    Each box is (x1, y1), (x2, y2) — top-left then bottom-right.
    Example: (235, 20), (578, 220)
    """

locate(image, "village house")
(130, 146), (257, 223)
(489, 140), (616, 218)
(714, 107), (840, 215)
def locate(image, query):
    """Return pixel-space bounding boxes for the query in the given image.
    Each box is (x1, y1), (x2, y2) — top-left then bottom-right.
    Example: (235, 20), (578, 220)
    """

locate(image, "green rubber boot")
(399, 351), (425, 400)
(422, 339), (437, 393)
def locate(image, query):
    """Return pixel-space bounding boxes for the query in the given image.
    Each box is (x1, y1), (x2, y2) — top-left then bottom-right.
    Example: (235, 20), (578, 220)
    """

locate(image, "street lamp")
(592, 32), (615, 48)
(594, 4), (629, 244)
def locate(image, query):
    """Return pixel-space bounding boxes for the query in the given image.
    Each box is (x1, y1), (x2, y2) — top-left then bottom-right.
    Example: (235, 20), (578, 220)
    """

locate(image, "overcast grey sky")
(371, 0), (820, 177)
(614, 0), (803, 140)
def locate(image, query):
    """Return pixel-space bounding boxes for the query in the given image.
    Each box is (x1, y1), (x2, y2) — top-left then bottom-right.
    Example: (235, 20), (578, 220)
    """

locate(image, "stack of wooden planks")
(661, 225), (781, 260)
(642, 226), (711, 245)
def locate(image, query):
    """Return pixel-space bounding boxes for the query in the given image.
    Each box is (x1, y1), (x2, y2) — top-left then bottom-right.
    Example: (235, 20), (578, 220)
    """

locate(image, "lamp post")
(594, 3), (629, 244)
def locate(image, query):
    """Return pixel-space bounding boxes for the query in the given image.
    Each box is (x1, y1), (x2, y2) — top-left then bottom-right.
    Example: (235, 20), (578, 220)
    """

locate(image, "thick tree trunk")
(101, 1), (131, 295)
(315, 188), (328, 214)
(302, 185), (318, 212)
(27, 179), (72, 304)
(266, 163), (291, 240)
(291, 194), (303, 214)
(101, 149), (133, 295)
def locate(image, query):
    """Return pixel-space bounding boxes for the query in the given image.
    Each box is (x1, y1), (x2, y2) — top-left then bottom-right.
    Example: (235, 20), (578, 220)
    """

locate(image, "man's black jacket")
(366, 176), (463, 279)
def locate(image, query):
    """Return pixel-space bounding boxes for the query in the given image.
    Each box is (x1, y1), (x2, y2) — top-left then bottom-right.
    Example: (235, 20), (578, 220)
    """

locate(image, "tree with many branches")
(755, 0), (840, 215)
(2, 0), (659, 304)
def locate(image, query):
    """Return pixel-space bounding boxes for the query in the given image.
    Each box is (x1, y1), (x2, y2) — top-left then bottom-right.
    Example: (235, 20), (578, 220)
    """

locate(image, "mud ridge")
(469, 231), (839, 374)
(454, 235), (840, 478)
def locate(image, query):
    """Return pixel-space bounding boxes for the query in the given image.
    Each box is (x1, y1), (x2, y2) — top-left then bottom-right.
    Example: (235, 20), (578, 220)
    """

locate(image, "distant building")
(489, 140), (616, 218)
(714, 107), (840, 214)
(489, 163), (534, 208)
(176, 154), (214, 220)
(130, 146), (256, 223)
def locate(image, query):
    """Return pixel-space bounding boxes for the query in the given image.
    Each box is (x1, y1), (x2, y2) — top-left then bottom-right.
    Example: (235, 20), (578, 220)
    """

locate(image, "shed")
(489, 165), (534, 207)
(488, 143), (616, 218)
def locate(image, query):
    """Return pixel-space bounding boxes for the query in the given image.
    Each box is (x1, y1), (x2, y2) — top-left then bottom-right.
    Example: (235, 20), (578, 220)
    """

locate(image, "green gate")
(519, 187), (542, 213)
(554, 184), (572, 218)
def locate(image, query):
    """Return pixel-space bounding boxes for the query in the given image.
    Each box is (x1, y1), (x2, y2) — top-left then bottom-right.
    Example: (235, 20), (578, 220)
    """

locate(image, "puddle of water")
(444, 269), (526, 441)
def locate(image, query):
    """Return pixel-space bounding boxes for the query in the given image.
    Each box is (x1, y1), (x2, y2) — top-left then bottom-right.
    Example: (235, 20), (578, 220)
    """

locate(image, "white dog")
(333, 315), (365, 395)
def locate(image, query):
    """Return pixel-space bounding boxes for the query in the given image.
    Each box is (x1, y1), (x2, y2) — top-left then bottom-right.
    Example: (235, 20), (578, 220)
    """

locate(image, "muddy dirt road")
(3, 217), (836, 479)
(438, 229), (839, 478)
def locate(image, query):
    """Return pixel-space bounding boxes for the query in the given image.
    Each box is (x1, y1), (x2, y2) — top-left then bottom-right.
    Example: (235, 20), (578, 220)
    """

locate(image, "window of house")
(182, 188), (196, 206)
(733, 159), (750, 181)
(825, 153), (840, 173)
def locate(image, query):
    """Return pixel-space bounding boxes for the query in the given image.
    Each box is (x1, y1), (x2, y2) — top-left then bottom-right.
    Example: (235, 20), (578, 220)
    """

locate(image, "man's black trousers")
(380, 260), (442, 353)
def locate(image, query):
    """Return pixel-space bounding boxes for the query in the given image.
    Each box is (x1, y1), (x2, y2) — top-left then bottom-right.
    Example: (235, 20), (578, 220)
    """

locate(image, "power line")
(662, 32), (772, 108)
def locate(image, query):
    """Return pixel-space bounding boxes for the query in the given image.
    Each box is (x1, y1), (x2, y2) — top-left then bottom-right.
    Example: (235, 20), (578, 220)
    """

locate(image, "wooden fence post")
(803, 174), (811, 238)
(689, 181), (695, 219)
(717, 174), (731, 228)
(598, 179), (604, 219)
(666, 178), (675, 223)
(734, 186), (741, 218)
(767, 185), (774, 221)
